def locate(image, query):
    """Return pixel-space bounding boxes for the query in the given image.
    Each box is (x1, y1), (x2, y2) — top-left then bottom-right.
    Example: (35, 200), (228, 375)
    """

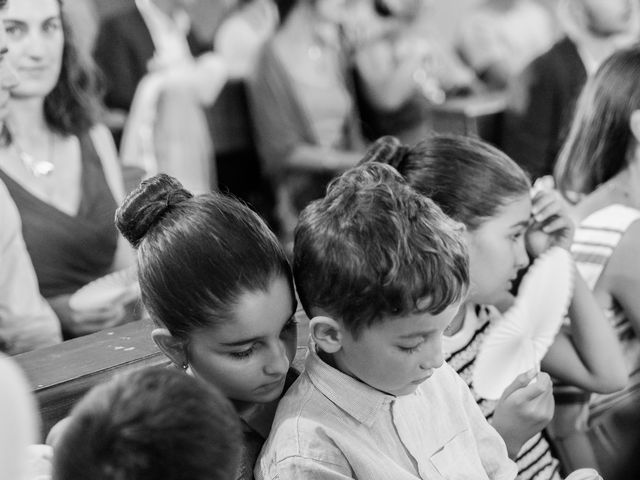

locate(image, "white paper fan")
(69, 267), (140, 311)
(473, 247), (575, 399)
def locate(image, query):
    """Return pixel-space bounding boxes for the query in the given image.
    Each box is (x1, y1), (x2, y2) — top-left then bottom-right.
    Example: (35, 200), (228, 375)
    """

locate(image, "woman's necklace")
(12, 131), (55, 178)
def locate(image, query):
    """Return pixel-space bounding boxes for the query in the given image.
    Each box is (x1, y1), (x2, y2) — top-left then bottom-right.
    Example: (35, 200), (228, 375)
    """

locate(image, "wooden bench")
(14, 307), (311, 441)
(13, 319), (169, 440)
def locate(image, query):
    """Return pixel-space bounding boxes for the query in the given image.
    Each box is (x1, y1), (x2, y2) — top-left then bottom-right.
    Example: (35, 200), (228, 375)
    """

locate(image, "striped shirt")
(572, 204), (640, 418)
(444, 304), (562, 480)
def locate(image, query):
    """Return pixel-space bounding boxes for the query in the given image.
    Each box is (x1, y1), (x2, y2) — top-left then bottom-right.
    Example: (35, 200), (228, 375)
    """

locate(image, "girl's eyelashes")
(229, 345), (256, 359)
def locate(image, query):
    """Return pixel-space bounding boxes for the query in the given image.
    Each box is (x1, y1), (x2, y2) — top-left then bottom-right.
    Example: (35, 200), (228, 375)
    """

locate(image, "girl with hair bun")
(365, 134), (626, 480)
(116, 174), (299, 480)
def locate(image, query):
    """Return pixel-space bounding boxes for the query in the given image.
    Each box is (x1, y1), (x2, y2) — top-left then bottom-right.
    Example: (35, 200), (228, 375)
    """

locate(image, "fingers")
(520, 372), (553, 402)
(531, 190), (563, 223)
(501, 369), (537, 399)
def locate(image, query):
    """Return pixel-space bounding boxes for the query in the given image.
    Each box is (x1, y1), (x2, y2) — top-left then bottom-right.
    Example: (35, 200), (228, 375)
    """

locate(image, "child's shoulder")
(258, 372), (352, 474)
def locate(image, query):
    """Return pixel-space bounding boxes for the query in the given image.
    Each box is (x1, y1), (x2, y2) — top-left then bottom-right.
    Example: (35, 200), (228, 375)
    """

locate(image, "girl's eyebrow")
(220, 309), (297, 347)
(510, 220), (529, 229)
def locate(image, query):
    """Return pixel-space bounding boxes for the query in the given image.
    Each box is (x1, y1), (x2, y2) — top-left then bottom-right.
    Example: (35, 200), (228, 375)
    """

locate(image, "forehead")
(364, 302), (461, 340)
(480, 194), (531, 231)
(5, 0), (60, 20)
(193, 277), (294, 344)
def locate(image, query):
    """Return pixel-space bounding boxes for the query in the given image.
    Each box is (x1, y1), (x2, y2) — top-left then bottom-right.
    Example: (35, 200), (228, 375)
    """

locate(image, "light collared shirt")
(0, 181), (61, 354)
(256, 342), (517, 479)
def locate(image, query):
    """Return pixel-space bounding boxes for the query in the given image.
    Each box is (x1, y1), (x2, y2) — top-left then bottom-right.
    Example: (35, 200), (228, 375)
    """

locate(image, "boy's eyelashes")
(398, 342), (424, 353)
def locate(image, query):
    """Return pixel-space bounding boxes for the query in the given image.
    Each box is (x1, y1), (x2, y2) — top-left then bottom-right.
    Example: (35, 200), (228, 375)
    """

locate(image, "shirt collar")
(304, 339), (394, 427)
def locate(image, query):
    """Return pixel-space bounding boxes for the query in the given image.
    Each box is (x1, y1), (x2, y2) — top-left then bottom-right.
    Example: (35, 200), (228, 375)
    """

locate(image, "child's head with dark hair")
(368, 135), (532, 307)
(52, 367), (242, 480)
(116, 174), (297, 408)
(295, 162), (468, 396)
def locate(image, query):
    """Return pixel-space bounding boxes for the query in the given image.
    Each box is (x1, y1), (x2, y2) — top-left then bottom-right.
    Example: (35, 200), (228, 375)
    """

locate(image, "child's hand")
(490, 370), (555, 459)
(526, 181), (575, 257)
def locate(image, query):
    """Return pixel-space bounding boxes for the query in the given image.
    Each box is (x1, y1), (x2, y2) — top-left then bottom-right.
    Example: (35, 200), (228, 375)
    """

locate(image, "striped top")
(444, 304), (562, 480)
(571, 204), (640, 417)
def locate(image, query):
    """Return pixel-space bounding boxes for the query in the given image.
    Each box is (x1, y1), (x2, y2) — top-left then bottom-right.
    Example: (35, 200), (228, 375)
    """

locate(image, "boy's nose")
(420, 340), (445, 371)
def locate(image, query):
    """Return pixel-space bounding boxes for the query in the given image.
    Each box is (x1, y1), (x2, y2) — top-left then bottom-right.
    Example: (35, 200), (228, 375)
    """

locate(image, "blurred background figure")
(353, 0), (478, 145)
(97, 0), (227, 194)
(215, 0), (280, 79)
(456, 0), (557, 90)
(502, 0), (640, 181)
(93, 0), (212, 142)
(247, 0), (368, 248)
(0, 0), (135, 339)
(0, 354), (40, 480)
(0, 0), (61, 355)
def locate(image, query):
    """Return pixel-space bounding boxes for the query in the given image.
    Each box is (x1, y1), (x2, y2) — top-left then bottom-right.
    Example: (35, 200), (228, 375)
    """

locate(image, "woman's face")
(466, 194), (531, 307)
(3, 0), (64, 100)
(187, 276), (298, 407)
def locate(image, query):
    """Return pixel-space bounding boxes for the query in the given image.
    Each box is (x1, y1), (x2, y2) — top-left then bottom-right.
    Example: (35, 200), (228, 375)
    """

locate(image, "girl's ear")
(630, 110), (640, 143)
(310, 316), (343, 354)
(152, 328), (188, 368)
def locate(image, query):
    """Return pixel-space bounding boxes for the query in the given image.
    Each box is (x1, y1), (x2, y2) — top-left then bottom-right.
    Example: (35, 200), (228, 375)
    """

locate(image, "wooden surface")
(14, 319), (169, 439)
(14, 305), (311, 440)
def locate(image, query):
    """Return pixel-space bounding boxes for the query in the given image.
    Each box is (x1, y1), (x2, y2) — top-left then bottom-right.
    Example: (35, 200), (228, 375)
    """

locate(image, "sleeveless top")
(444, 304), (561, 480)
(571, 204), (640, 418)
(0, 133), (119, 298)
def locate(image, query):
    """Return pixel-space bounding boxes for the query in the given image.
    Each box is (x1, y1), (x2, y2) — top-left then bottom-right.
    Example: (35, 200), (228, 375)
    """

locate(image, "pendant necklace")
(12, 130), (55, 178)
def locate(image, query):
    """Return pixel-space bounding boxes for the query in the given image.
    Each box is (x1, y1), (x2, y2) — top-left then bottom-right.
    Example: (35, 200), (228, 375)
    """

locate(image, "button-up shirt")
(256, 342), (517, 479)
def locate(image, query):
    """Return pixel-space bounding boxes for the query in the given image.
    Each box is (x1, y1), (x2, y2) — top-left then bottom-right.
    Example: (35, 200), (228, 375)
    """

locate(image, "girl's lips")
(255, 376), (286, 393)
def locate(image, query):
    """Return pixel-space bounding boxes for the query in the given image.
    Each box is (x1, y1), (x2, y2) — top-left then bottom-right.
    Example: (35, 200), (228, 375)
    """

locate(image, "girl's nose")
(264, 341), (289, 377)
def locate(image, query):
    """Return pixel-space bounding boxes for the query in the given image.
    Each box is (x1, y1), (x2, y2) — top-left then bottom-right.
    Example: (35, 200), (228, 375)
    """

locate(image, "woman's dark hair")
(43, 0), (101, 136)
(115, 174), (294, 339)
(555, 46), (640, 196)
(363, 135), (531, 230)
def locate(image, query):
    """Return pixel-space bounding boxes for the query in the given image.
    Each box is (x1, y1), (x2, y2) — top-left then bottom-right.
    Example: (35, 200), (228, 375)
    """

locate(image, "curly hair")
(42, 0), (102, 136)
(294, 162), (469, 338)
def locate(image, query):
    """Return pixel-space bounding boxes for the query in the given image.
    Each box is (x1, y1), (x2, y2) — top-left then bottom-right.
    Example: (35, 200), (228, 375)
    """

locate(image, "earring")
(181, 362), (189, 371)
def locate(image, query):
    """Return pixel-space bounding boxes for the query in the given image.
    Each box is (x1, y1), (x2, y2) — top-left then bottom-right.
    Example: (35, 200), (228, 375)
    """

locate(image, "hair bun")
(115, 174), (193, 248)
(359, 136), (408, 170)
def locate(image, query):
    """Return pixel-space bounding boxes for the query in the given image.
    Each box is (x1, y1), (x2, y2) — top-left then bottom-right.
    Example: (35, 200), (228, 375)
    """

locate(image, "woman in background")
(0, 0), (133, 338)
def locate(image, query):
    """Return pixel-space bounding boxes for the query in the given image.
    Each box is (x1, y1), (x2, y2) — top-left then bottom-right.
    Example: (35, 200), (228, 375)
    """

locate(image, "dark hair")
(294, 162), (468, 338)
(366, 135), (531, 230)
(555, 46), (640, 196)
(52, 367), (242, 480)
(41, 0), (101, 136)
(116, 174), (294, 340)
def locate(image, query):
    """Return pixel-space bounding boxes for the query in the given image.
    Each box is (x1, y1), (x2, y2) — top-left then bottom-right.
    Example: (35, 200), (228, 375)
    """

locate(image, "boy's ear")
(152, 328), (187, 368)
(310, 316), (343, 354)
(630, 110), (640, 143)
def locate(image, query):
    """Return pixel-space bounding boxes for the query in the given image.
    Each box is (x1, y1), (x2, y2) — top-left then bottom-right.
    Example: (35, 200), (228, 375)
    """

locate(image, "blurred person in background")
(0, 0), (135, 338)
(247, 0), (369, 248)
(0, 0), (61, 354)
(502, 0), (640, 181)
